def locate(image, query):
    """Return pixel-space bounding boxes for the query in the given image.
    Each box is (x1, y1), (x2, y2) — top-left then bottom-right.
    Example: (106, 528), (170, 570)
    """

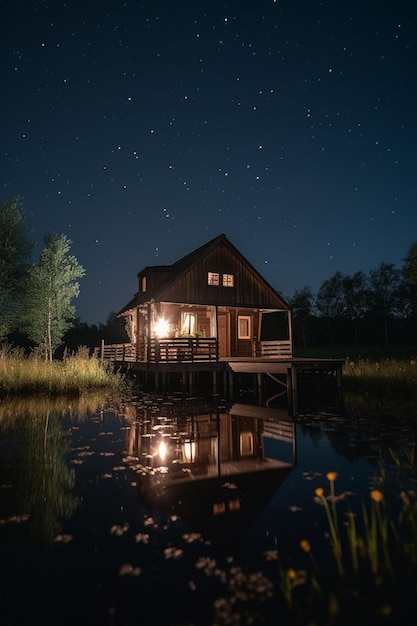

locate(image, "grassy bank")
(293, 345), (417, 416)
(0, 344), (126, 396)
(342, 357), (417, 416)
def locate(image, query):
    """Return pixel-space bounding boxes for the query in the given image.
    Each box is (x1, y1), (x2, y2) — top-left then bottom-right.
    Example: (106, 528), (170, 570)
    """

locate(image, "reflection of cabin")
(100, 233), (344, 408)
(122, 401), (295, 544)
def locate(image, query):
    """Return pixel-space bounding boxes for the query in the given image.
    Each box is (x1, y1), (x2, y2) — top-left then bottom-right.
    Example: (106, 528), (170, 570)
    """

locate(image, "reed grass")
(0, 343), (126, 396)
(280, 471), (417, 624)
(342, 357), (417, 415)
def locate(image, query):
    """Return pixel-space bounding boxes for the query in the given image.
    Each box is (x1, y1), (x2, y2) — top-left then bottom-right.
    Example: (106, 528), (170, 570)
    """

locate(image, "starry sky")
(2, 0), (416, 325)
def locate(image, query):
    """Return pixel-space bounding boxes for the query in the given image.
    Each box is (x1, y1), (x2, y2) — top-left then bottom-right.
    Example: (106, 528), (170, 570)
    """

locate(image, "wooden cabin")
(100, 233), (344, 409)
(115, 233), (293, 364)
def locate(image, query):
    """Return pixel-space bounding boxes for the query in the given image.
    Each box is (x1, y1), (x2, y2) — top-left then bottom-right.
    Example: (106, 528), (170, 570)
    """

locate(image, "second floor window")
(208, 272), (219, 286)
(222, 273), (234, 287)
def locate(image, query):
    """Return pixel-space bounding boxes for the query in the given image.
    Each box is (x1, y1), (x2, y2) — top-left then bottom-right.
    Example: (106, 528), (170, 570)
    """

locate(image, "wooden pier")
(98, 341), (344, 414)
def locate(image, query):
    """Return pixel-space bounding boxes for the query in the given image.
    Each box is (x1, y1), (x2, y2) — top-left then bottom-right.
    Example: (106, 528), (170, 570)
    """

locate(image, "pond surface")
(0, 393), (416, 626)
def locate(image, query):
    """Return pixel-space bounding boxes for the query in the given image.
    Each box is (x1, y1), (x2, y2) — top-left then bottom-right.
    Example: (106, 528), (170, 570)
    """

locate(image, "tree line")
(1, 197), (417, 357)
(288, 248), (417, 349)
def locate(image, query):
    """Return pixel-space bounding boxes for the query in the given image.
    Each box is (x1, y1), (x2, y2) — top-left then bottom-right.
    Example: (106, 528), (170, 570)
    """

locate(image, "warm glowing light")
(158, 440), (167, 461)
(287, 568), (297, 580)
(183, 440), (196, 462)
(155, 317), (169, 338)
(326, 471), (338, 482)
(370, 489), (384, 503)
(300, 539), (311, 553)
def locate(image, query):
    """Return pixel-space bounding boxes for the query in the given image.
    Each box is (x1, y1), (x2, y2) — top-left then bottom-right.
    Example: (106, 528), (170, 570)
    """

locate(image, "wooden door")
(218, 314), (229, 357)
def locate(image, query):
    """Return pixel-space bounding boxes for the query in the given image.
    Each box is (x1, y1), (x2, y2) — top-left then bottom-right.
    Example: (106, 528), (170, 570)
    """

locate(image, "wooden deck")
(98, 340), (344, 414)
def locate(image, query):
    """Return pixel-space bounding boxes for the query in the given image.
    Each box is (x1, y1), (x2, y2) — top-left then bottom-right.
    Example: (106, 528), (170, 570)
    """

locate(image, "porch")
(97, 337), (293, 364)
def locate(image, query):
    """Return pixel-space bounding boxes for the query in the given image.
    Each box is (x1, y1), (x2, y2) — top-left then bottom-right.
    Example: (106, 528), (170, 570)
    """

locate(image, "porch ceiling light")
(155, 317), (169, 338)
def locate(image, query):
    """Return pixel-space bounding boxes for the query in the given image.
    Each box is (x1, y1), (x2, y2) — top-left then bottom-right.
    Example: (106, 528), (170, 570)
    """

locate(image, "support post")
(257, 373), (263, 404)
(290, 365), (298, 415)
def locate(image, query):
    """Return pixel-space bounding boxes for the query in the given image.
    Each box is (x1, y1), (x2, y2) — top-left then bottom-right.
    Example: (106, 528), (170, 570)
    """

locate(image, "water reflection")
(0, 393), (416, 626)
(122, 401), (296, 545)
(0, 398), (83, 546)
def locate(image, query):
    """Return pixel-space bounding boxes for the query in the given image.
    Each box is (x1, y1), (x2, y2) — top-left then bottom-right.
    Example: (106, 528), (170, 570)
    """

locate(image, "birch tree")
(21, 233), (85, 360)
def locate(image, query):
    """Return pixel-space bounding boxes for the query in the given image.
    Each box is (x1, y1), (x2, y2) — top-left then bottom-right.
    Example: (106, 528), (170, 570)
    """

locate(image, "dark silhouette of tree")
(367, 263), (405, 345)
(289, 286), (315, 349)
(342, 271), (368, 344)
(0, 198), (34, 339)
(316, 271), (345, 343)
(402, 241), (417, 323)
(403, 241), (417, 286)
(101, 310), (129, 344)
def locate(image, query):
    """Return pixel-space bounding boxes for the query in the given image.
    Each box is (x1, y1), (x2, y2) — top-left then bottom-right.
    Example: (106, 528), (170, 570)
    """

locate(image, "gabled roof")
(118, 233), (290, 314)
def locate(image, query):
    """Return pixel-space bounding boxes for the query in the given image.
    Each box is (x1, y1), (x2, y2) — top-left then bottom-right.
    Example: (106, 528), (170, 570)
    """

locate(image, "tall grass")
(279, 470), (417, 624)
(0, 343), (126, 396)
(343, 357), (417, 415)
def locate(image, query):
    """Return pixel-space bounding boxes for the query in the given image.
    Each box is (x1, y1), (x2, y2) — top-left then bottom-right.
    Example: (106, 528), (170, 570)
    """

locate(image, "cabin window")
(141, 276), (147, 293)
(181, 312), (196, 335)
(208, 272), (219, 286)
(238, 315), (251, 339)
(222, 273), (234, 287)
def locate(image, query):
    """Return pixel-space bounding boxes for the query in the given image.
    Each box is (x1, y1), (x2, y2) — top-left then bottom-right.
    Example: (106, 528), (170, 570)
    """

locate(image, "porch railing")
(100, 342), (137, 362)
(98, 337), (292, 363)
(149, 337), (218, 362)
(256, 340), (292, 358)
(98, 337), (218, 363)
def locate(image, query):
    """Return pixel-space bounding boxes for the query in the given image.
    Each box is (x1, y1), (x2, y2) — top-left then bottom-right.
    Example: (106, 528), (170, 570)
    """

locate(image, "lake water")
(0, 392), (416, 625)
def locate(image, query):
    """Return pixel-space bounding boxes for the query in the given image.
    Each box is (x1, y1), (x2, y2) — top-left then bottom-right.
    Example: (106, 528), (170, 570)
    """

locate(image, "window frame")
(238, 315), (251, 339)
(222, 273), (234, 287)
(207, 271), (219, 286)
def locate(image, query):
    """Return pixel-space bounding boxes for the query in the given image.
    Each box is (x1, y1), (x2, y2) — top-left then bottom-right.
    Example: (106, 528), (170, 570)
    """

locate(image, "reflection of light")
(183, 440), (196, 462)
(158, 440), (167, 461)
(213, 501), (226, 516)
(155, 317), (169, 338)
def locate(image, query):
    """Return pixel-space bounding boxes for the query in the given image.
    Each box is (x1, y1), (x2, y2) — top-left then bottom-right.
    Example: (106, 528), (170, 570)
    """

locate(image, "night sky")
(2, 0), (416, 325)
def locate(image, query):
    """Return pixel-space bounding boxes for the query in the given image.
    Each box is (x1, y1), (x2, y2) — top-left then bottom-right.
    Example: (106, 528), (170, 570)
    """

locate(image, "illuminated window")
(181, 313), (196, 335)
(208, 272), (219, 286)
(141, 276), (146, 292)
(238, 316), (251, 339)
(222, 273), (234, 287)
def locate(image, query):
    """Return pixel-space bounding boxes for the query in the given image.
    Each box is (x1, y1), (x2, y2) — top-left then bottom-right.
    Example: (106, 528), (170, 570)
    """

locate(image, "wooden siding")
(150, 244), (288, 309)
(138, 267), (172, 292)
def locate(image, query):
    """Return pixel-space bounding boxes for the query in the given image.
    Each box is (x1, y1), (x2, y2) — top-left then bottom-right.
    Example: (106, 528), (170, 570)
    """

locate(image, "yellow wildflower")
(326, 471), (338, 482)
(300, 539), (311, 553)
(315, 487), (325, 498)
(287, 568), (297, 580)
(370, 489), (384, 503)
